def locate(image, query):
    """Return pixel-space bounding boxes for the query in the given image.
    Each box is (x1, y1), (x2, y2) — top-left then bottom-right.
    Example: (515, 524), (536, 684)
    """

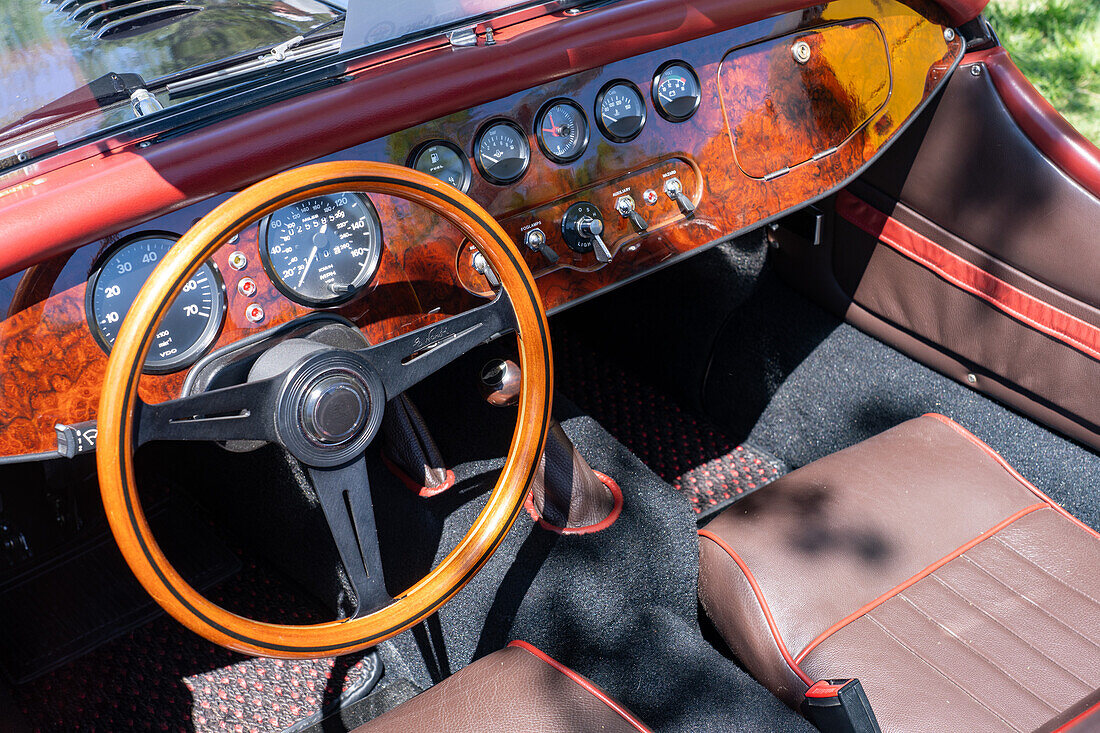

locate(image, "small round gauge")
(595, 80), (647, 143)
(409, 140), (471, 192)
(653, 61), (702, 122)
(260, 192), (383, 306)
(474, 119), (530, 185)
(536, 99), (589, 163)
(87, 234), (225, 374)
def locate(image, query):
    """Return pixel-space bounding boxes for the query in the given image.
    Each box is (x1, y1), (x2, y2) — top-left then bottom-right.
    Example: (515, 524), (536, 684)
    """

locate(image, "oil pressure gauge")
(474, 120), (530, 184)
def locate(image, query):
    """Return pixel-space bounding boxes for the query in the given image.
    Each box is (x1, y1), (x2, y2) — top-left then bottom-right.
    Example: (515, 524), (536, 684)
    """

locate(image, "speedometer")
(87, 234), (225, 374)
(260, 192), (383, 306)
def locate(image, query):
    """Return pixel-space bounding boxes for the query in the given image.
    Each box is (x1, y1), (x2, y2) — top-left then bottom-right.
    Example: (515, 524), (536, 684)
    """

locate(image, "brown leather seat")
(698, 414), (1100, 732)
(353, 640), (650, 732)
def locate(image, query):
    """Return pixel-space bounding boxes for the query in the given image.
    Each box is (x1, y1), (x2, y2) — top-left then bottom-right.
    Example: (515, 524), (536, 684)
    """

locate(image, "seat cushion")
(353, 640), (650, 732)
(698, 414), (1100, 732)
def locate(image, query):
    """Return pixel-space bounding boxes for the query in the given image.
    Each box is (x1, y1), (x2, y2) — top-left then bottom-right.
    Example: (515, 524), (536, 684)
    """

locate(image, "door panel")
(774, 50), (1100, 450)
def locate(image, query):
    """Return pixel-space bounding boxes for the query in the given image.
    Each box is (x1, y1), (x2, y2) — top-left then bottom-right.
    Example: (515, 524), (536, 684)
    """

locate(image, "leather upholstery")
(528, 421), (619, 531)
(699, 415), (1100, 731)
(381, 394), (455, 497)
(352, 641), (649, 732)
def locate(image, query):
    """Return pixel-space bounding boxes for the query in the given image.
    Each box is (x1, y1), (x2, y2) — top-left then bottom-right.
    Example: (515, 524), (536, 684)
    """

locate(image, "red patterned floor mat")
(13, 556), (380, 733)
(553, 330), (785, 516)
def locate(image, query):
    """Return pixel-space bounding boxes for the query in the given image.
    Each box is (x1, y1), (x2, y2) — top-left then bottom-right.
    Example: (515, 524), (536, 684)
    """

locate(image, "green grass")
(984, 0), (1100, 144)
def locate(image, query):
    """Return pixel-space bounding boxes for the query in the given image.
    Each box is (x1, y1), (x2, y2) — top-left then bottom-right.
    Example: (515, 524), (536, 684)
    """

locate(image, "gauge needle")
(297, 245), (318, 288)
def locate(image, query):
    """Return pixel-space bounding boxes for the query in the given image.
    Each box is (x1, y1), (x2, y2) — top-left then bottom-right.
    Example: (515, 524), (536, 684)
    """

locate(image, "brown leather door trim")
(836, 190), (1100, 361)
(967, 47), (1100, 200)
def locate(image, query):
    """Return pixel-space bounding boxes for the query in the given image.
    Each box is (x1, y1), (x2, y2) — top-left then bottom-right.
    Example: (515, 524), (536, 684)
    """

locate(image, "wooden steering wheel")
(96, 162), (552, 658)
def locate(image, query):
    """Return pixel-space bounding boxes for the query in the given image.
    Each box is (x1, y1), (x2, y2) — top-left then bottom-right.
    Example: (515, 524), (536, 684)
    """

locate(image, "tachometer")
(536, 99), (589, 163)
(595, 80), (646, 143)
(474, 120), (530, 185)
(260, 192), (383, 306)
(653, 61), (701, 122)
(87, 234), (225, 374)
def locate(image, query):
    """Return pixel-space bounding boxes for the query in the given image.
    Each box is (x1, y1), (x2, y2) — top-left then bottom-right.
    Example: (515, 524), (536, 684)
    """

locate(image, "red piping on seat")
(506, 640), (652, 733)
(835, 190), (1100, 362)
(1053, 700), (1100, 732)
(793, 502), (1045, 664)
(523, 471), (624, 535)
(924, 413), (1100, 541)
(697, 529), (815, 687)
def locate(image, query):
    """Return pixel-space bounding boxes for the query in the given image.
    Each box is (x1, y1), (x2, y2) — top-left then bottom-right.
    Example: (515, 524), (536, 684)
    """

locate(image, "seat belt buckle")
(801, 679), (882, 733)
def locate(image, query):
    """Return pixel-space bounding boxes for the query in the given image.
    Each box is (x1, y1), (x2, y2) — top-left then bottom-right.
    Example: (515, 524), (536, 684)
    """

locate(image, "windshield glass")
(0, 0), (583, 171)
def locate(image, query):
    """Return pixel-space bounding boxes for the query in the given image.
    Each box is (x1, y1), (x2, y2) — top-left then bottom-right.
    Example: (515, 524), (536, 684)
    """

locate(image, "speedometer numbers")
(260, 193), (383, 307)
(87, 234), (226, 374)
(653, 61), (702, 122)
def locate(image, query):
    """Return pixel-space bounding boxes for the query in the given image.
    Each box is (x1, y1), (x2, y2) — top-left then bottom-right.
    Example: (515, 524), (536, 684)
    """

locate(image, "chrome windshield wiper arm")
(0, 72), (155, 137)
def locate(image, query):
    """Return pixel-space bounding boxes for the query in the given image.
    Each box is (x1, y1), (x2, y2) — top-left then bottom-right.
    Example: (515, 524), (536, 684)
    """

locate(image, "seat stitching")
(929, 572), (1091, 689)
(896, 591), (1060, 712)
(863, 613), (1022, 732)
(988, 535), (1100, 607)
(959, 554), (1100, 652)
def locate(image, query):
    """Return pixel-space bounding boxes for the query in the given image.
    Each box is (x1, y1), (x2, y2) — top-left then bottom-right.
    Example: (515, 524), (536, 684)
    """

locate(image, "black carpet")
(559, 238), (1100, 532)
(363, 372), (813, 733)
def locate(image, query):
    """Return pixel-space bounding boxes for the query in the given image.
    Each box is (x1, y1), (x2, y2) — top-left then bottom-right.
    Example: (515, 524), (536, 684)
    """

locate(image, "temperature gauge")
(595, 80), (647, 143)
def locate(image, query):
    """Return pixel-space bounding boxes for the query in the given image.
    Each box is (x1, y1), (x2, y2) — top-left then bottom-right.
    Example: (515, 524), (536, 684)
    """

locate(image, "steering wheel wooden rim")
(96, 161), (552, 658)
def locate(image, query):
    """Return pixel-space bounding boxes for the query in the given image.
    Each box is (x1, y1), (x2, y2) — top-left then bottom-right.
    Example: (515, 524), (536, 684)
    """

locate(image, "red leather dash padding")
(836, 190), (1100, 362)
(506, 640), (652, 733)
(794, 503), (1046, 664)
(697, 529), (815, 687)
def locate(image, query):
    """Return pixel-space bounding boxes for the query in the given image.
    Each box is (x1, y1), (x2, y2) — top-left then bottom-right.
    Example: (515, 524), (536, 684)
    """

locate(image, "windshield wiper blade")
(0, 72), (154, 137)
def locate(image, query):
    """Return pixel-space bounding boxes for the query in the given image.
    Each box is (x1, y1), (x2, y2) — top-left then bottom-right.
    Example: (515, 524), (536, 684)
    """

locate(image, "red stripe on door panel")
(836, 190), (1100, 361)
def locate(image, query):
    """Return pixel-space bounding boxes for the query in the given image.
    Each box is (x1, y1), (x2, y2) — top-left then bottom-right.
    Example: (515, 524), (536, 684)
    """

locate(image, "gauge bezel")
(594, 79), (647, 143)
(85, 231), (227, 375)
(258, 191), (384, 308)
(407, 139), (472, 192)
(652, 60), (702, 123)
(534, 98), (590, 164)
(473, 118), (531, 185)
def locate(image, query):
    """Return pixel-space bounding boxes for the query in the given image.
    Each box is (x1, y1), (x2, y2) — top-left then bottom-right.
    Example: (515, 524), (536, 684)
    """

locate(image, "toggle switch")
(524, 228), (559, 264)
(616, 195), (648, 232)
(471, 251), (501, 288)
(664, 177), (695, 216)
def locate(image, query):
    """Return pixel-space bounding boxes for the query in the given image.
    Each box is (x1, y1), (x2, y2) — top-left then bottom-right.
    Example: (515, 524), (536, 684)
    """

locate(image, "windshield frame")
(0, 0), (596, 179)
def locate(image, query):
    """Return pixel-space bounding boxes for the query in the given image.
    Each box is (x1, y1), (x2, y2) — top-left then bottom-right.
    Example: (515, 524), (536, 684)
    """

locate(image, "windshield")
(0, 0), (585, 171)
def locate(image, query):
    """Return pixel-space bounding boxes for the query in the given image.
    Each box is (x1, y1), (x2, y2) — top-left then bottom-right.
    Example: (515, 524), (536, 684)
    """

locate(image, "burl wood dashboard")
(0, 0), (961, 458)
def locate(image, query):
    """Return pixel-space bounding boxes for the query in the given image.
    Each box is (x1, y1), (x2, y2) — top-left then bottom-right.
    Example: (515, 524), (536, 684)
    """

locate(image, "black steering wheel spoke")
(359, 292), (515, 399)
(135, 377), (281, 447)
(307, 456), (392, 618)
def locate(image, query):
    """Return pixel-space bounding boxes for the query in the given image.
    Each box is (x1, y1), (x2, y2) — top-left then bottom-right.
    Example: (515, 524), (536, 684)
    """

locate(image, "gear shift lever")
(480, 359), (619, 532)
